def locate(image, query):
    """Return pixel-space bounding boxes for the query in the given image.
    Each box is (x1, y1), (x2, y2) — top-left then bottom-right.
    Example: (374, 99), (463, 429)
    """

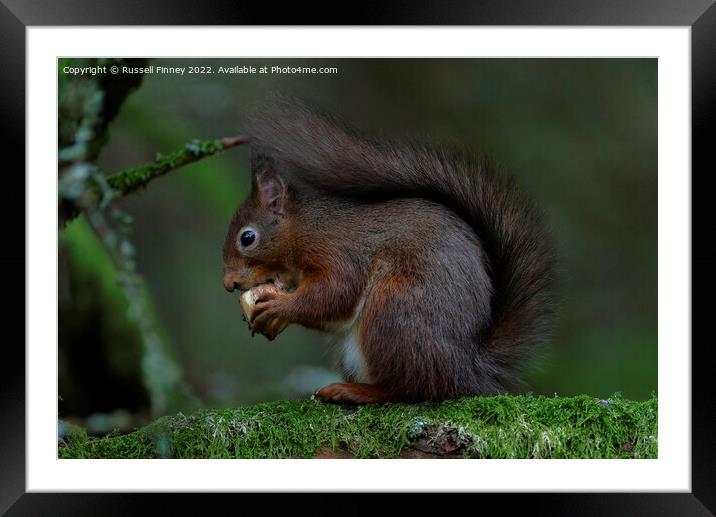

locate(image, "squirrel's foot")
(312, 383), (388, 404)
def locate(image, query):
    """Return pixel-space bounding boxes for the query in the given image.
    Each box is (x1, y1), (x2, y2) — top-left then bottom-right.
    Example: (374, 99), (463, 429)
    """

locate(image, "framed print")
(3, 0), (714, 513)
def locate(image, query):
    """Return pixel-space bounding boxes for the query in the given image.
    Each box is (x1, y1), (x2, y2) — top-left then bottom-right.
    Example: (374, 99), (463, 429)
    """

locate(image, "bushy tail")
(245, 95), (557, 387)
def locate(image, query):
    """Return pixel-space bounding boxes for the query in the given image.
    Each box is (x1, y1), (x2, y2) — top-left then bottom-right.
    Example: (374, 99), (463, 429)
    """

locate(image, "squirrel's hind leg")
(312, 382), (389, 404)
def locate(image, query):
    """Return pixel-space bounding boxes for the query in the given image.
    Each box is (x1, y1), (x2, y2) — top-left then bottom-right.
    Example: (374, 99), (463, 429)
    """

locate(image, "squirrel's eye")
(240, 229), (256, 248)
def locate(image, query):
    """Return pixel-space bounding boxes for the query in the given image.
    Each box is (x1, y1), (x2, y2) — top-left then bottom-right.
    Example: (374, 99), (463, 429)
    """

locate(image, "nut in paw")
(240, 285), (289, 339)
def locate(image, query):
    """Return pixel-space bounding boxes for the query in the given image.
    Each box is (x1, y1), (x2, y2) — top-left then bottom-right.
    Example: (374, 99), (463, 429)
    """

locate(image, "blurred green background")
(58, 58), (657, 431)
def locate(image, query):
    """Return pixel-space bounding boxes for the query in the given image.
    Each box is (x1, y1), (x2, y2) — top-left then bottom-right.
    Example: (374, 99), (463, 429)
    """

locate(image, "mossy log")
(59, 394), (657, 459)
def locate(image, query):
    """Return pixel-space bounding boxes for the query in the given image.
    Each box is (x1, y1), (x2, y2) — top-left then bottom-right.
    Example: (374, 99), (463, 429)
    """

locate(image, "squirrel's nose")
(223, 272), (241, 292)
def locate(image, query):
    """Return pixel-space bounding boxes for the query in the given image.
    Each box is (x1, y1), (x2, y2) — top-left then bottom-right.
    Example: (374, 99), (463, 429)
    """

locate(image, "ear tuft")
(257, 170), (287, 216)
(251, 149), (287, 216)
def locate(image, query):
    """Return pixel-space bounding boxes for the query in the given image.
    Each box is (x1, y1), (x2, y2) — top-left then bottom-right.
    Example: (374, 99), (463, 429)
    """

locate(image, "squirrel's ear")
(251, 150), (287, 217)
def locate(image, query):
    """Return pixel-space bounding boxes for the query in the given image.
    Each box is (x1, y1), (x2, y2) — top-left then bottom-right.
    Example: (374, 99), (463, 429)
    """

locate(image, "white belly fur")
(340, 331), (369, 383)
(326, 293), (369, 383)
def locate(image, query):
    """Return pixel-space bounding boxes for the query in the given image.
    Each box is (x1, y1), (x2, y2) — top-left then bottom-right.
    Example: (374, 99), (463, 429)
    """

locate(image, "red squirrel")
(222, 96), (557, 404)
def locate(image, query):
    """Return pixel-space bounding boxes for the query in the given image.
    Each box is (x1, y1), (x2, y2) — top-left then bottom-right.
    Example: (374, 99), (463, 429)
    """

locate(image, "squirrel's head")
(222, 148), (294, 293)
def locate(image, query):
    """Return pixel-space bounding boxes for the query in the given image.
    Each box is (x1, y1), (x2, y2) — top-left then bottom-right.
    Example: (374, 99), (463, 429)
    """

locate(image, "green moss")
(58, 393), (657, 459)
(105, 138), (225, 196)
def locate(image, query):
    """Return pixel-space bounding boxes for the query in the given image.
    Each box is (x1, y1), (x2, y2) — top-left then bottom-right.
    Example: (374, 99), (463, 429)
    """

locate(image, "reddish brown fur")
(223, 95), (557, 403)
(313, 383), (389, 404)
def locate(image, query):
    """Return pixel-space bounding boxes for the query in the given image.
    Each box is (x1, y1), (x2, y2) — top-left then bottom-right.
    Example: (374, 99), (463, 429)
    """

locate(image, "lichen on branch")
(106, 135), (250, 197)
(58, 58), (206, 416)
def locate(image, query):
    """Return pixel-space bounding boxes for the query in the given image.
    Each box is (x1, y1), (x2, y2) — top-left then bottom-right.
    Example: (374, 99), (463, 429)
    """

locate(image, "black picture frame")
(2, 1), (714, 513)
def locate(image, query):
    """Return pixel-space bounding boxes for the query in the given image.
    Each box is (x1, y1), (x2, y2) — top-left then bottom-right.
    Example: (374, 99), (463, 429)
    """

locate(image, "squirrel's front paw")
(249, 285), (289, 340)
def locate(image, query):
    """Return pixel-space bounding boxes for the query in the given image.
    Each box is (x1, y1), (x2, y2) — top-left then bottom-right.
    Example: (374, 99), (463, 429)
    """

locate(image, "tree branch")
(106, 134), (250, 198)
(61, 135), (250, 227)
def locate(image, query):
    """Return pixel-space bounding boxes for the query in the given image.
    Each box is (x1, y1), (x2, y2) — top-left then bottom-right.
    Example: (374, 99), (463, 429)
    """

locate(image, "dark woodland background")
(58, 58), (657, 434)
